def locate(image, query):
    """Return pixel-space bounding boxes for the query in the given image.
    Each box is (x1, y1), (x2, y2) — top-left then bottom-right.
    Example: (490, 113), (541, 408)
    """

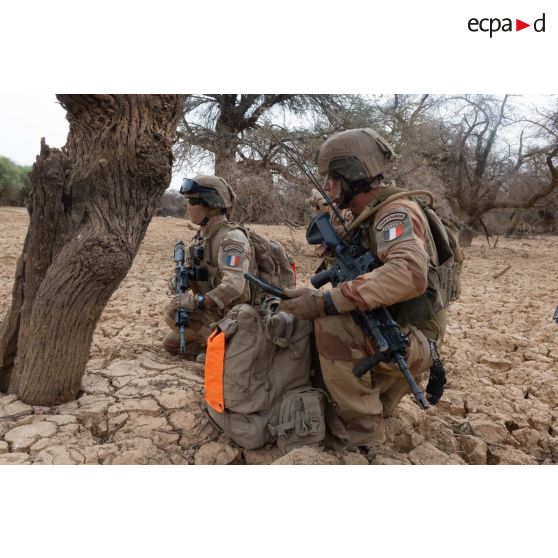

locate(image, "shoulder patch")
(225, 254), (242, 267)
(382, 221), (405, 242)
(374, 205), (417, 252)
(221, 236), (246, 253)
(376, 211), (408, 231)
(220, 237), (246, 268)
(223, 243), (244, 254)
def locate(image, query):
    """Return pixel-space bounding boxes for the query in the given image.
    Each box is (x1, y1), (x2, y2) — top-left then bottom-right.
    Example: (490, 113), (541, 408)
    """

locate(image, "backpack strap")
(349, 189), (435, 232)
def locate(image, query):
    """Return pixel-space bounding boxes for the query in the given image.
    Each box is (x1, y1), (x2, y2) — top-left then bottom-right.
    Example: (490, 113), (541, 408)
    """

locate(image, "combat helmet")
(318, 128), (395, 199)
(180, 175), (236, 209)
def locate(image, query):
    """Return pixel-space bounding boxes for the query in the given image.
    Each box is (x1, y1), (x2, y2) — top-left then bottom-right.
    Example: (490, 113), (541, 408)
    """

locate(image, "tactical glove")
(171, 292), (199, 312)
(305, 188), (325, 209)
(279, 287), (325, 321)
(425, 364), (446, 405)
(167, 277), (177, 294)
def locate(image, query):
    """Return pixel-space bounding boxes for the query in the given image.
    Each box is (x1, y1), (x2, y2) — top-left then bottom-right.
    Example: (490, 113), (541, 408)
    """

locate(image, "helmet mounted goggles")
(180, 178), (224, 208)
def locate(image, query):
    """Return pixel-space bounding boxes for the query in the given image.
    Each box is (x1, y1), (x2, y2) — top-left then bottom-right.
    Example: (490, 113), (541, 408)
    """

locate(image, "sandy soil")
(1, 206), (557, 464)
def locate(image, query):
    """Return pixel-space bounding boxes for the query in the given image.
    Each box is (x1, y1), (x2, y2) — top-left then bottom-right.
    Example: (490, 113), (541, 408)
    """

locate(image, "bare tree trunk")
(214, 123), (239, 181)
(505, 210), (521, 236)
(214, 143), (238, 182)
(0, 94), (181, 405)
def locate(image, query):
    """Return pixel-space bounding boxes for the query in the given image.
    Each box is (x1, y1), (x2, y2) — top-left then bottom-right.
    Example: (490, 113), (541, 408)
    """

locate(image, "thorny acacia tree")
(174, 94), (357, 223)
(0, 94), (182, 405)
(175, 94), (350, 179)
(502, 101), (558, 233)
(440, 95), (558, 233)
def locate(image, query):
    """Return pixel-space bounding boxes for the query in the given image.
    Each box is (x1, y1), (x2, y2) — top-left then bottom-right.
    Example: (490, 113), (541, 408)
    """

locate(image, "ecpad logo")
(468, 13), (546, 37)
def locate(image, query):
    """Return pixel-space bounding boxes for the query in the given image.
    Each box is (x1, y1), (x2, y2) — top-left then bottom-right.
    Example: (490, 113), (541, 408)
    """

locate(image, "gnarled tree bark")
(0, 94), (182, 405)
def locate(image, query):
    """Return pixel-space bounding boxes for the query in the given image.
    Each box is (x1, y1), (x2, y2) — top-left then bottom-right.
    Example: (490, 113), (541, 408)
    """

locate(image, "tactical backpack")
(205, 222), (296, 303)
(415, 199), (463, 306)
(242, 228), (297, 303)
(204, 302), (326, 453)
(351, 187), (464, 311)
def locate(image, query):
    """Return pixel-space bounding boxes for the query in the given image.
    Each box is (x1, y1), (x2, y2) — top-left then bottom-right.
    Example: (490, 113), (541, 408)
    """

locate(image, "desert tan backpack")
(242, 228), (297, 303)
(204, 302), (325, 453)
(209, 222), (297, 304)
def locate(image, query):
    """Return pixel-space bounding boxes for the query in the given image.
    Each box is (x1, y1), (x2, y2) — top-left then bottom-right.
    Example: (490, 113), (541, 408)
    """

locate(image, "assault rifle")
(245, 217), (430, 409)
(307, 213), (431, 410)
(173, 241), (208, 354)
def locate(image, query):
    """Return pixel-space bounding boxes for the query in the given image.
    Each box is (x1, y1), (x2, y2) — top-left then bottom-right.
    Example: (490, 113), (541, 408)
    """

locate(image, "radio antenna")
(268, 125), (353, 240)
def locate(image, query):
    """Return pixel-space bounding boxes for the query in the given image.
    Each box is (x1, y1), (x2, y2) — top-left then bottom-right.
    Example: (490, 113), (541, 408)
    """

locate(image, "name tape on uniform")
(376, 212), (407, 231)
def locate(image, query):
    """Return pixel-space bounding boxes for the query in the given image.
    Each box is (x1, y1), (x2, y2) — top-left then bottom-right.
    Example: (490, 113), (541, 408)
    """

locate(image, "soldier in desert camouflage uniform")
(163, 175), (251, 359)
(280, 128), (446, 449)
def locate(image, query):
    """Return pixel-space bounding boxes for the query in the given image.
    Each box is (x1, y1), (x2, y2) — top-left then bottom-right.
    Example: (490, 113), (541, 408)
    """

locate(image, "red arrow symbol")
(516, 19), (530, 31)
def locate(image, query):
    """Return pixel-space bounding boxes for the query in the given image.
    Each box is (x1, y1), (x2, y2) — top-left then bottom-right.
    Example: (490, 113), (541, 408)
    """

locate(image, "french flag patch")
(384, 222), (403, 241)
(226, 254), (241, 266)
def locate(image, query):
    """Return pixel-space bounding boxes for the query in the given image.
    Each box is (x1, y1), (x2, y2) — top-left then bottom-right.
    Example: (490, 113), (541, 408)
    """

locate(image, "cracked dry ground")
(1, 207), (557, 465)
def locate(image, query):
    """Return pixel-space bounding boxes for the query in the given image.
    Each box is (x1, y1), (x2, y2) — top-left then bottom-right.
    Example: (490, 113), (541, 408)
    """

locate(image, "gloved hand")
(170, 292), (199, 312)
(278, 287), (325, 320)
(167, 276), (177, 294)
(304, 188), (325, 209)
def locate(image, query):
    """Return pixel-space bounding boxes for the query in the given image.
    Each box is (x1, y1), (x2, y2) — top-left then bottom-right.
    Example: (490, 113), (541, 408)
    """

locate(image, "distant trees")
(0, 156), (31, 206)
(175, 94), (350, 179)
(172, 94), (558, 233)
(439, 95), (558, 234)
(5, 94), (556, 234)
(157, 190), (187, 218)
(333, 94), (558, 234)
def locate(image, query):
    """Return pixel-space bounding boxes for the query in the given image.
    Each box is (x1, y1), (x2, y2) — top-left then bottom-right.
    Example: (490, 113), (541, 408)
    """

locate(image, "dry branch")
(493, 264), (512, 279)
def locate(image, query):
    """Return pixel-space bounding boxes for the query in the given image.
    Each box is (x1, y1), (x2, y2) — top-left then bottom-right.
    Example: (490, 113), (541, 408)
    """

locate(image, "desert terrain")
(1, 206), (557, 465)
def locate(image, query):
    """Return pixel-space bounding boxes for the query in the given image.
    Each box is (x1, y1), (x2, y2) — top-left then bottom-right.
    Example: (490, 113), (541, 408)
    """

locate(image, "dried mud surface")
(1, 207), (557, 465)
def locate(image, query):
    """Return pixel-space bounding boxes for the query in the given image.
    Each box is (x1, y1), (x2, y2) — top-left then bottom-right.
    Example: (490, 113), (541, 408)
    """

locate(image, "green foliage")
(0, 156), (32, 206)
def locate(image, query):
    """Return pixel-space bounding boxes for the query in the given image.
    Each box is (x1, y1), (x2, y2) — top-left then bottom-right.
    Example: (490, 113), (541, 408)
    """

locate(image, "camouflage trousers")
(314, 313), (432, 448)
(162, 303), (221, 358)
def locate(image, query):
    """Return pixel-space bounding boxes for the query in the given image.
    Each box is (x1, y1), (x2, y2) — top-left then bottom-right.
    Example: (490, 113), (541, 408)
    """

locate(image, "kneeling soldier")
(163, 175), (252, 360)
(280, 129), (447, 450)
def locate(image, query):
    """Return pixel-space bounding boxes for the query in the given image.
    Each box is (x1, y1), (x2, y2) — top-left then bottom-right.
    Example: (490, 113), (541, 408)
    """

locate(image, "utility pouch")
(273, 388), (326, 455)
